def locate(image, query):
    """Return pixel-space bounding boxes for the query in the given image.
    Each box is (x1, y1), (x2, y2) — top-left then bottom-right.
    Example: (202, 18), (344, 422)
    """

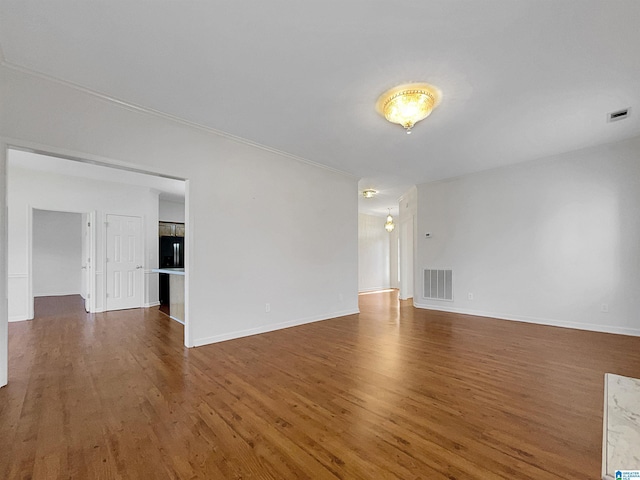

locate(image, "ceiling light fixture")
(376, 82), (442, 134)
(362, 189), (377, 198)
(384, 209), (395, 232)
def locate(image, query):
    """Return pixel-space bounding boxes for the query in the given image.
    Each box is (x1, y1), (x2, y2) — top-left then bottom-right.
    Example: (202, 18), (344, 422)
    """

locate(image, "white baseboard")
(193, 308), (360, 347)
(358, 285), (392, 293)
(9, 315), (30, 322)
(169, 315), (185, 325)
(145, 301), (160, 308)
(34, 292), (82, 297)
(413, 302), (640, 337)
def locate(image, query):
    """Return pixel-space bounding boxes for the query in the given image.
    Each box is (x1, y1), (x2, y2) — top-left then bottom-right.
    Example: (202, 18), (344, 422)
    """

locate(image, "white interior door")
(106, 214), (143, 311)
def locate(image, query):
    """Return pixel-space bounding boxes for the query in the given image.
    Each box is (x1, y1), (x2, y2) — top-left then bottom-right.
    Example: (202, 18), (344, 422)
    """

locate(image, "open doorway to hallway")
(357, 211), (396, 294)
(32, 208), (92, 316)
(357, 184), (416, 302)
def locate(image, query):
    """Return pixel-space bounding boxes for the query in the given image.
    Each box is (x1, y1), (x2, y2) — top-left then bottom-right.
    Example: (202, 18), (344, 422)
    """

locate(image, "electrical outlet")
(601, 303), (609, 313)
(468, 293), (474, 301)
(265, 303), (270, 313)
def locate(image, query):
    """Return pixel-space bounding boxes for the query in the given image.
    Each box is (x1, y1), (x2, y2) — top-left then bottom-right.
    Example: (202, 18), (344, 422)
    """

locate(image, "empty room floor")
(1, 292), (640, 479)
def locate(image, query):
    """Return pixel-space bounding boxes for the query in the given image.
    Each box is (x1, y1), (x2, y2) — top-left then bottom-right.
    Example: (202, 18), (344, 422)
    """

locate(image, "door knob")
(136, 265), (143, 269)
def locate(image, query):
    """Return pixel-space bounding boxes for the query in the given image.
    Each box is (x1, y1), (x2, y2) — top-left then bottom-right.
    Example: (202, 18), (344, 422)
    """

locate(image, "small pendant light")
(384, 209), (395, 232)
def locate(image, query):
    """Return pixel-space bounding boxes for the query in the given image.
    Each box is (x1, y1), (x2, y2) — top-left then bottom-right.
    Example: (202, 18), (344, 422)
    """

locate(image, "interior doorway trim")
(399, 214), (415, 301)
(10, 144), (185, 182)
(2, 139), (192, 356)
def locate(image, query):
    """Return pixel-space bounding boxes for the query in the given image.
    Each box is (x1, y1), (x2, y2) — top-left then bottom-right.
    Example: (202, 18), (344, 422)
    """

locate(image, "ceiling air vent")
(608, 108), (630, 122)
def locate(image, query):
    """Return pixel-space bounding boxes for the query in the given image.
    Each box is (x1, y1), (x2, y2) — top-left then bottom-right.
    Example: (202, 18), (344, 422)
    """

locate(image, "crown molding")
(0, 59), (357, 179)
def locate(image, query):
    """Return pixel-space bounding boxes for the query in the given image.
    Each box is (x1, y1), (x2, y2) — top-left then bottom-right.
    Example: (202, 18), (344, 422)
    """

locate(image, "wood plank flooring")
(1, 292), (640, 479)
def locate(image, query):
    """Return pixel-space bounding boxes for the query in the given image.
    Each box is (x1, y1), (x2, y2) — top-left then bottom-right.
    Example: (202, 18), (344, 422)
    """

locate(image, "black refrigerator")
(159, 236), (184, 305)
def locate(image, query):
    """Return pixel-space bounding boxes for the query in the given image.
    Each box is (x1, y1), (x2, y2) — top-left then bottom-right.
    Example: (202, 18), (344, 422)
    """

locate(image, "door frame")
(83, 211), (97, 313)
(28, 206), (97, 317)
(399, 213), (415, 301)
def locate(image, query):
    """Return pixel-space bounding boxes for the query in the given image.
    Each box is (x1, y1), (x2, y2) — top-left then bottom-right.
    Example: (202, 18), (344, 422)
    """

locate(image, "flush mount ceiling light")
(362, 189), (378, 198)
(384, 209), (395, 232)
(376, 82), (442, 134)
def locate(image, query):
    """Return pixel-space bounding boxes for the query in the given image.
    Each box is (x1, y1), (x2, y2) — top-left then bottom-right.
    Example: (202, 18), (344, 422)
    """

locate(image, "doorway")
(5, 147), (188, 338)
(31, 208), (95, 315)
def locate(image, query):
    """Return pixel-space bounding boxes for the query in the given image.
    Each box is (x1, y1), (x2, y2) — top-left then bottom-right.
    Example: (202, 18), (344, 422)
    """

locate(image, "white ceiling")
(1, 1), (639, 217)
(8, 149), (186, 202)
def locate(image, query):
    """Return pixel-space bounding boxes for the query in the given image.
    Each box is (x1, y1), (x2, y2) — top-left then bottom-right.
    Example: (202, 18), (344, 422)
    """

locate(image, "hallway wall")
(358, 213), (390, 292)
(32, 209), (82, 297)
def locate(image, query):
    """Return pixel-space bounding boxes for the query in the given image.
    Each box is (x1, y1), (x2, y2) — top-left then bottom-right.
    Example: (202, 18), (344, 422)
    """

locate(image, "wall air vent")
(423, 269), (453, 301)
(608, 108), (630, 122)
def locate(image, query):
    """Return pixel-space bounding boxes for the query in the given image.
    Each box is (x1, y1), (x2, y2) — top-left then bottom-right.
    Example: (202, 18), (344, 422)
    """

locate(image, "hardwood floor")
(2, 292), (639, 479)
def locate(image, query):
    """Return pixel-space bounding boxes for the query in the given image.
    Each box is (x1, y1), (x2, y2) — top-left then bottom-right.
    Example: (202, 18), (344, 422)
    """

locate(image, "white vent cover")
(423, 269), (453, 301)
(608, 108), (630, 122)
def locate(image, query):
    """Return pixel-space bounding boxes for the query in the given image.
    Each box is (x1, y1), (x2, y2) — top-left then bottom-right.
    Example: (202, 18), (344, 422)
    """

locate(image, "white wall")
(0, 63), (359, 359)
(7, 160), (160, 320)
(32, 209), (82, 297)
(415, 135), (640, 336)
(358, 213), (390, 292)
(159, 199), (185, 223)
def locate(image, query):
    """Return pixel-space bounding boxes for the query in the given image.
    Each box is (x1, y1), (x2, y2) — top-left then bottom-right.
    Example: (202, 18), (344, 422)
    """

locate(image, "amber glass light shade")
(376, 83), (441, 133)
